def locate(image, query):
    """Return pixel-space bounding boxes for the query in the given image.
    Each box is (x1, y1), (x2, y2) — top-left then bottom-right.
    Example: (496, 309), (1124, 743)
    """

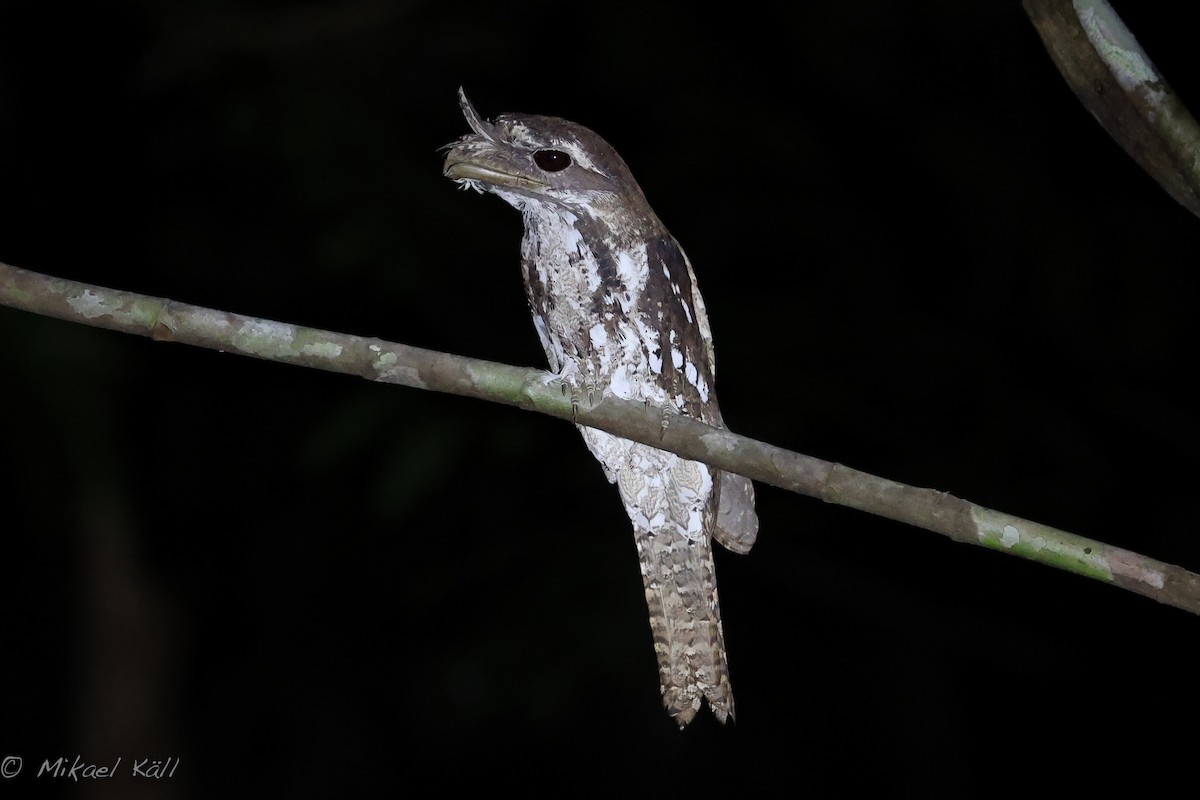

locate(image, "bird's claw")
(652, 400), (679, 441)
(544, 362), (600, 422)
(570, 380), (601, 423)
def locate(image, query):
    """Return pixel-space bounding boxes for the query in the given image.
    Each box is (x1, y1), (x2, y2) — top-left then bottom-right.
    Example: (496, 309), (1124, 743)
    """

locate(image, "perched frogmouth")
(443, 89), (757, 727)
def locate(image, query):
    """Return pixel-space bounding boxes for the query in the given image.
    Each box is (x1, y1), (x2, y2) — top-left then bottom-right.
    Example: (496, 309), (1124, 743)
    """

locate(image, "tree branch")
(1024, 0), (1200, 218)
(4, 258), (1198, 615)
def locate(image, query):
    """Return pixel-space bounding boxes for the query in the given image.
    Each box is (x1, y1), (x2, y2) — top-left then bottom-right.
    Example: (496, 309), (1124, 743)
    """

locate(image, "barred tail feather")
(636, 524), (734, 727)
(583, 428), (738, 726)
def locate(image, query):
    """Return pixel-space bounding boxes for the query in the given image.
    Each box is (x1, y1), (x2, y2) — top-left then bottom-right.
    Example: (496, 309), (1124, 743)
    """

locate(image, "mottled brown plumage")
(443, 89), (757, 726)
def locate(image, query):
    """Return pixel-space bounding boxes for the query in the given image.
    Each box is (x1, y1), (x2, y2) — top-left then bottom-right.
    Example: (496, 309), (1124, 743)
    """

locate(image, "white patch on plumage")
(680, 300), (693, 324)
(615, 250), (643, 314)
(589, 323), (608, 350)
(678, 246), (715, 371)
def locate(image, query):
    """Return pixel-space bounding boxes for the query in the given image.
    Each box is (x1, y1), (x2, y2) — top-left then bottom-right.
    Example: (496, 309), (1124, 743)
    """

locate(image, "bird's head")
(443, 88), (657, 229)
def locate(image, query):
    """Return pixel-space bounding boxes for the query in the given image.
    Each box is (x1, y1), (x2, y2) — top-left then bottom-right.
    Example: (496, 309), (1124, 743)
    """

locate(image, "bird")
(443, 88), (758, 727)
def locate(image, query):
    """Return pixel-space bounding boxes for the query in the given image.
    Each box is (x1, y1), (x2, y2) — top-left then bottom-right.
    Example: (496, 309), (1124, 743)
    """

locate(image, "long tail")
(635, 520), (733, 727)
(581, 427), (737, 726)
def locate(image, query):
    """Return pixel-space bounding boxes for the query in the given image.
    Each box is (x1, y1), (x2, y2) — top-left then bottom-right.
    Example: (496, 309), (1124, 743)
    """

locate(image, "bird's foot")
(650, 399), (678, 441)
(572, 377), (604, 422)
(542, 362), (601, 422)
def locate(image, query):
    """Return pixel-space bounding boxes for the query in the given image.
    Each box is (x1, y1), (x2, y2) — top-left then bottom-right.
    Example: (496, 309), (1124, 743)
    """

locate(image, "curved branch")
(1024, 0), (1200, 218)
(3, 258), (1198, 615)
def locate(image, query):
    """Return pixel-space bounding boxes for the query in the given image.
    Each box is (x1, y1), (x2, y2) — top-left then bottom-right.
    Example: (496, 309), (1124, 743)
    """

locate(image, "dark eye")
(534, 149), (571, 172)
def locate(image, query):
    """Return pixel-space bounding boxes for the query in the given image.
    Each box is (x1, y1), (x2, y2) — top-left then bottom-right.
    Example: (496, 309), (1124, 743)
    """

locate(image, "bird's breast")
(520, 207), (672, 403)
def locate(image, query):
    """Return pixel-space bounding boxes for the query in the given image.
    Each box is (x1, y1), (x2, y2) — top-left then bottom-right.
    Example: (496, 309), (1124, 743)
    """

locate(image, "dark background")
(2, 0), (1198, 795)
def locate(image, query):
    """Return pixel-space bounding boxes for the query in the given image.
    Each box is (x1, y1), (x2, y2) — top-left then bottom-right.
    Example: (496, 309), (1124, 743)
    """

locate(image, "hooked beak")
(442, 88), (548, 191)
